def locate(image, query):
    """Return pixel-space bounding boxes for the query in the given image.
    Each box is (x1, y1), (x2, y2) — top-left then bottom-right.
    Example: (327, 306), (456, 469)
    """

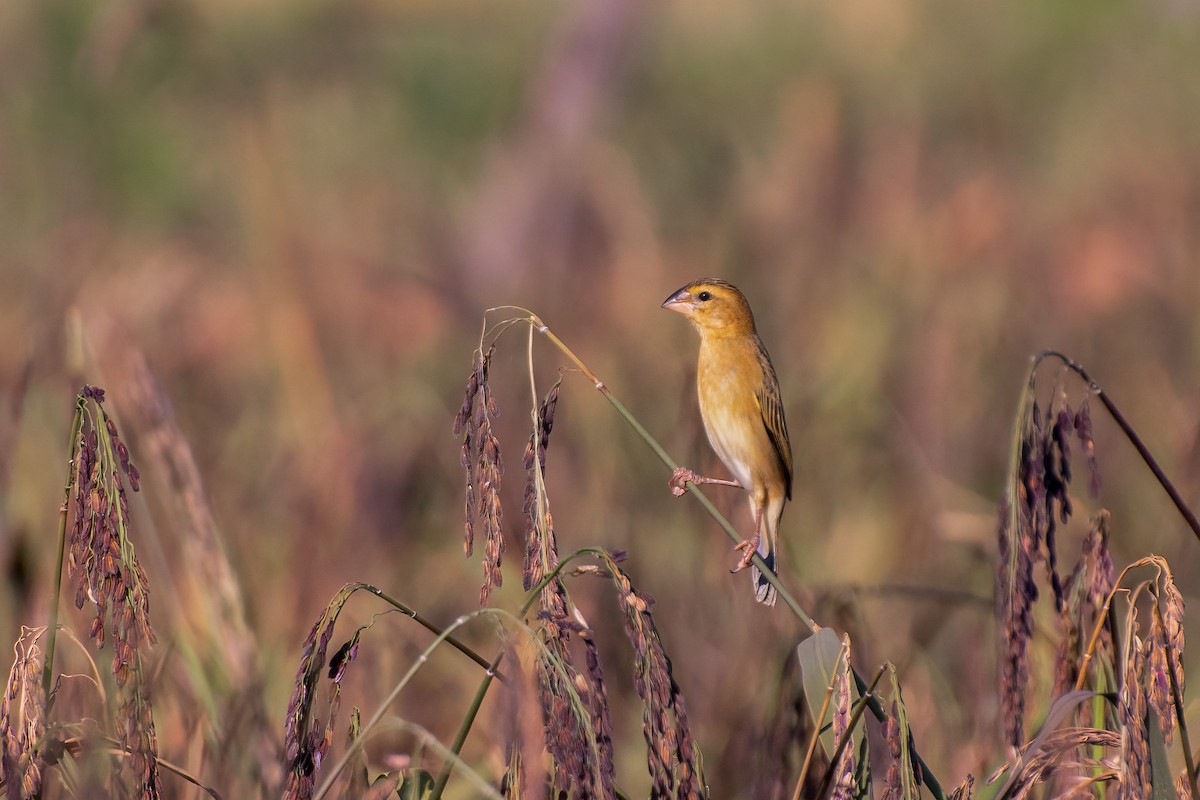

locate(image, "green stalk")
(43, 392), (86, 710)
(428, 652), (504, 800)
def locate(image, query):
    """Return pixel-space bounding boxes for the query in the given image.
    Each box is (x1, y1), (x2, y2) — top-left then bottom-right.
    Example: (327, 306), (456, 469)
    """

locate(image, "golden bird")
(662, 278), (793, 606)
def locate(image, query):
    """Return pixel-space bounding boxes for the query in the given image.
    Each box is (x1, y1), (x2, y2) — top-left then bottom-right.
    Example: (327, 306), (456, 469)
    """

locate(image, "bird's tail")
(751, 496), (784, 606)
(751, 550), (776, 606)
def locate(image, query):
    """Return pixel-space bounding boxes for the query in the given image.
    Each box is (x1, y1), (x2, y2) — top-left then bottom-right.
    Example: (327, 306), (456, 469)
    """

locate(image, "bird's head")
(661, 279), (757, 337)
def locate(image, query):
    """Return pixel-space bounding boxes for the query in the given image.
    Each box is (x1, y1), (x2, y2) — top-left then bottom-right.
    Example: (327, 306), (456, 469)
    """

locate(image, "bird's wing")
(753, 338), (794, 499)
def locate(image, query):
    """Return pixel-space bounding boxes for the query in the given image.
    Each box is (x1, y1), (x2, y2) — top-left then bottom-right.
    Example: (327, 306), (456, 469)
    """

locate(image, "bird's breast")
(695, 340), (770, 490)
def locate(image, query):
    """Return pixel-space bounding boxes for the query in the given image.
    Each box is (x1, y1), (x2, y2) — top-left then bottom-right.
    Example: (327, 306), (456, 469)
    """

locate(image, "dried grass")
(598, 553), (704, 799)
(998, 727), (1120, 799)
(1148, 563), (1185, 744)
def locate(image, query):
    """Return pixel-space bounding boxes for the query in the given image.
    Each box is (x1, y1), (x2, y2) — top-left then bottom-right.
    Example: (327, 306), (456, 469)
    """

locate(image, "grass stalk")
(43, 392), (86, 710)
(428, 651), (505, 800)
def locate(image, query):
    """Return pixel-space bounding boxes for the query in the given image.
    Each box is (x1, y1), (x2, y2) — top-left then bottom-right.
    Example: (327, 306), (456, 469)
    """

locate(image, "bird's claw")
(669, 467), (697, 497)
(730, 537), (758, 573)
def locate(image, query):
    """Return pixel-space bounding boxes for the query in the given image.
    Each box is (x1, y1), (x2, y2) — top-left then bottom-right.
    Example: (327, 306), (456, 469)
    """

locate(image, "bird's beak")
(661, 288), (693, 315)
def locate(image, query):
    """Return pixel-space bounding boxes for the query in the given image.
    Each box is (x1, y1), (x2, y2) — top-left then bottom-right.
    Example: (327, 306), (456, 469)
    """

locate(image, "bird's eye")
(697, 291), (712, 302)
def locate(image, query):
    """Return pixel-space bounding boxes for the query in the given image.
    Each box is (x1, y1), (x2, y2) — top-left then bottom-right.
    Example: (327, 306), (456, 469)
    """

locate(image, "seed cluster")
(1117, 635), (1150, 800)
(1052, 514), (1115, 702)
(283, 584), (359, 800)
(521, 381), (619, 797)
(66, 385), (160, 798)
(534, 624), (611, 798)
(881, 712), (903, 800)
(523, 381), (560, 596)
(994, 365), (1196, 797)
(1000, 727), (1119, 797)
(1148, 565), (1185, 744)
(880, 700), (922, 800)
(0, 628), (45, 797)
(829, 635), (855, 800)
(998, 396), (1100, 747)
(455, 349), (506, 605)
(455, 337), (705, 799)
(607, 559), (703, 799)
(949, 774), (975, 800)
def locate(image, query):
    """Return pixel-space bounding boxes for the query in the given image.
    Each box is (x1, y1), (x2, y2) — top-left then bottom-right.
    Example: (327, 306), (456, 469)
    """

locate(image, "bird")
(662, 278), (793, 606)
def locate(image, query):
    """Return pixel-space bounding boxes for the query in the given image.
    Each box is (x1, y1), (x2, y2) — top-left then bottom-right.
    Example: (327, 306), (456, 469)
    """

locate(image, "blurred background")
(2, 0), (1200, 796)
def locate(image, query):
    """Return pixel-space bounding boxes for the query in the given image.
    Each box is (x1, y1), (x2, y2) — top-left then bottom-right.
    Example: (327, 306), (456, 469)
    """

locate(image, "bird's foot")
(669, 468), (742, 496)
(669, 467), (699, 497)
(731, 536), (759, 573)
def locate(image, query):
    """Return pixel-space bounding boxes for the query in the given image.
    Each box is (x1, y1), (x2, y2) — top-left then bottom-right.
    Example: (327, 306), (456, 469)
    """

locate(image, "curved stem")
(360, 584), (505, 681)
